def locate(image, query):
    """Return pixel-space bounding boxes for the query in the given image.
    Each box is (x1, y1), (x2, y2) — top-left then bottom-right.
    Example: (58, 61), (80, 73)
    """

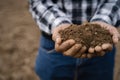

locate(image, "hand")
(52, 24), (87, 58)
(87, 21), (120, 56)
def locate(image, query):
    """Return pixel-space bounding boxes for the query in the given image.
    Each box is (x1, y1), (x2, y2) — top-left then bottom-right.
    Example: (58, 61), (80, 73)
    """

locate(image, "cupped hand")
(88, 21), (120, 56)
(52, 24), (87, 58)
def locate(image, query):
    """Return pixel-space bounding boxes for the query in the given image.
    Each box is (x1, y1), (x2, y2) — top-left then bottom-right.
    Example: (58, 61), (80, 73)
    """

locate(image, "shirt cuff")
(51, 17), (72, 33)
(90, 14), (113, 25)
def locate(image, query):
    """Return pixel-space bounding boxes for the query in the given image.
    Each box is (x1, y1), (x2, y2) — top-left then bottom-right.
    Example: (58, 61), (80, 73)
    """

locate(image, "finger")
(96, 51), (106, 56)
(78, 46), (87, 54)
(112, 35), (119, 44)
(73, 49), (83, 58)
(101, 43), (112, 51)
(81, 54), (87, 58)
(87, 53), (94, 58)
(63, 44), (82, 56)
(55, 43), (61, 52)
(74, 46), (87, 58)
(101, 44), (108, 50)
(55, 38), (62, 51)
(55, 39), (75, 52)
(107, 44), (113, 51)
(52, 30), (61, 41)
(109, 27), (119, 36)
(95, 46), (102, 52)
(109, 28), (120, 43)
(56, 38), (62, 45)
(88, 47), (95, 53)
(74, 53), (82, 58)
(101, 43), (110, 50)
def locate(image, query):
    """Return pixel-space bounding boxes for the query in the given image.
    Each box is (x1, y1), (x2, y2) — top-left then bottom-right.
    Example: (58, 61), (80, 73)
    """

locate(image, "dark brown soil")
(59, 23), (113, 48)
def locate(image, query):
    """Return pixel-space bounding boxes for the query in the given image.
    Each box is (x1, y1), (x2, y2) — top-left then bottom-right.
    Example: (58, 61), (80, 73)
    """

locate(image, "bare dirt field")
(0, 0), (120, 80)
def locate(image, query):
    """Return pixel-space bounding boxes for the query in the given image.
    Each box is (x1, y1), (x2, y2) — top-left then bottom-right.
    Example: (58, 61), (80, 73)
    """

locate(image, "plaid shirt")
(29, 0), (120, 34)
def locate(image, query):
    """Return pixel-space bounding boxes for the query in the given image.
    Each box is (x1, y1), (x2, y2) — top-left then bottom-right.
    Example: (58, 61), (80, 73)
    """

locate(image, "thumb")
(52, 30), (62, 45)
(56, 37), (62, 45)
(52, 31), (61, 41)
(112, 33), (120, 44)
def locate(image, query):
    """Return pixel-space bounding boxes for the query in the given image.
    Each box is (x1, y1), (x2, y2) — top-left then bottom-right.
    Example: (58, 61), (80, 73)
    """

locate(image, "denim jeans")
(35, 35), (115, 80)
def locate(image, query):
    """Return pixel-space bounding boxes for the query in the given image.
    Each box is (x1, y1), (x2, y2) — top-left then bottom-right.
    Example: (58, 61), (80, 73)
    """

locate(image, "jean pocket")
(40, 46), (56, 54)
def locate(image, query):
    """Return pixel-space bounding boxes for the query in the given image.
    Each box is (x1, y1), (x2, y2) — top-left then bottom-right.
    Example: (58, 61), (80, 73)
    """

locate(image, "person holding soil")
(29, 0), (120, 80)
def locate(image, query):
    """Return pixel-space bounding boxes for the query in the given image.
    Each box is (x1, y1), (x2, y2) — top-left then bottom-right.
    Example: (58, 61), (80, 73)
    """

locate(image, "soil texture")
(59, 23), (114, 57)
(59, 23), (113, 48)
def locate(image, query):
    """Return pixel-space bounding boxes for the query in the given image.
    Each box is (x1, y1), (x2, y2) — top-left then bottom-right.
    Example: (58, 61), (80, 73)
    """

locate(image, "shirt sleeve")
(91, 0), (120, 26)
(28, 0), (71, 34)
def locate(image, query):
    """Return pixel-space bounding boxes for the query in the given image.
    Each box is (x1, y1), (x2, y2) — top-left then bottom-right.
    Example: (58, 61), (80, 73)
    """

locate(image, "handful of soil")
(59, 22), (113, 58)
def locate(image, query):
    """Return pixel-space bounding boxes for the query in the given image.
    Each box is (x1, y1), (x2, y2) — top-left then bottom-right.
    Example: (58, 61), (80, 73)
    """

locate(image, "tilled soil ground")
(0, 0), (120, 80)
